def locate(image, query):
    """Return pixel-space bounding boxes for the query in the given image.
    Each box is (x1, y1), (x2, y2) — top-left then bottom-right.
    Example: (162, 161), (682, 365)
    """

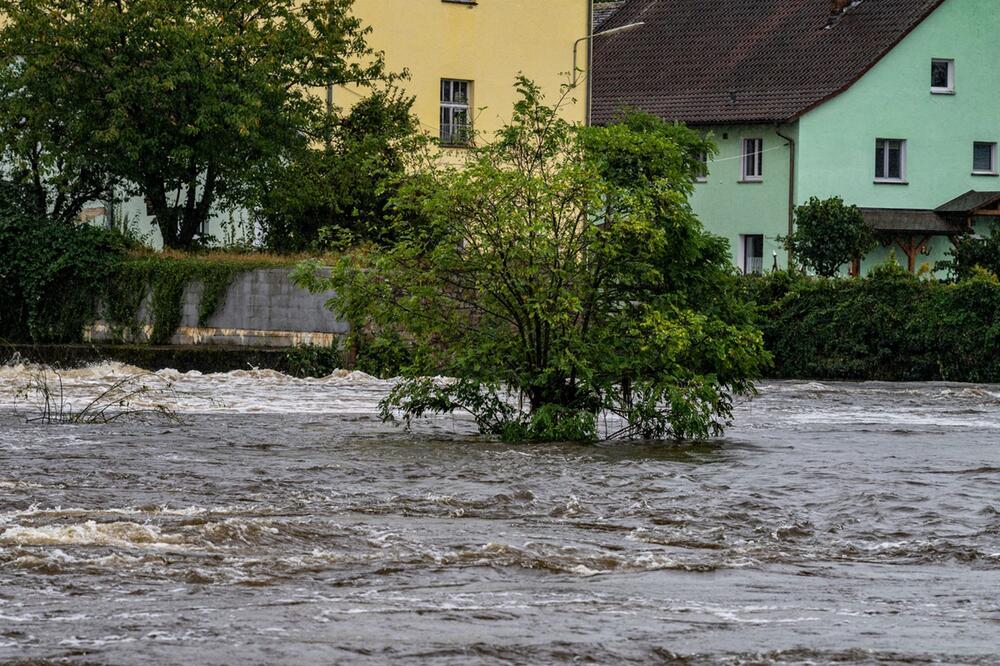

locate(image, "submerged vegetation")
(14, 365), (180, 425)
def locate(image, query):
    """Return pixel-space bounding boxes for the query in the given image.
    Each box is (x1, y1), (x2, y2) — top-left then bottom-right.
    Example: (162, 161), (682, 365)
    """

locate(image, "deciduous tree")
(0, 0), (388, 248)
(296, 80), (768, 442)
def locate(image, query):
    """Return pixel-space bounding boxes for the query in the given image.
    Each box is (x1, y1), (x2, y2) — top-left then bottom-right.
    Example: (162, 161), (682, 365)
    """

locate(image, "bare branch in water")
(16, 367), (182, 425)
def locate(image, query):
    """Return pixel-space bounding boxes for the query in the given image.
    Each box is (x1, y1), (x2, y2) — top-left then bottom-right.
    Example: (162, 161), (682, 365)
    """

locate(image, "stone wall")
(86, 268), (349, 348)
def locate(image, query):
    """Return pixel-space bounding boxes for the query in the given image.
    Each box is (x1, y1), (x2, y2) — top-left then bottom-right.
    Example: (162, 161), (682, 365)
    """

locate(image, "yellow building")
(338, 0), (592, 146)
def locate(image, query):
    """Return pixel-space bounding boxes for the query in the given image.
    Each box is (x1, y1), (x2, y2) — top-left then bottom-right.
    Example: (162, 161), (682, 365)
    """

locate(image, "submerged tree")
(296, 79), (768, 442)
(782, 196), (876, 277)
(0, 0), (389, 248)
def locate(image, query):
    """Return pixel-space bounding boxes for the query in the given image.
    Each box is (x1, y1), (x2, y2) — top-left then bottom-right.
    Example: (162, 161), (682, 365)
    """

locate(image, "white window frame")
(972, 141), (998, 176)
(875, 138), (907, 183)
(930, 58), (955, 94)
(440, 79), (472, 146)
(695, 150), (709, 183)
(738, 234), (765, 275)
(739, 138), (763, 182)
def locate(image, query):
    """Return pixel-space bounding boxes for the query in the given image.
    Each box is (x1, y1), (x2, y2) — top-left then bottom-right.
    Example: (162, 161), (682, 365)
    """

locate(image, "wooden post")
(894, 235), (931, 273)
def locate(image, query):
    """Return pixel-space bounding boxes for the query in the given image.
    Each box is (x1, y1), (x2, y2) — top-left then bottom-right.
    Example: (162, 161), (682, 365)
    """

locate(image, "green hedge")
(745, 265), (1000, 382)
(1, 194), (289, 345)
(0, 194), (126, 343)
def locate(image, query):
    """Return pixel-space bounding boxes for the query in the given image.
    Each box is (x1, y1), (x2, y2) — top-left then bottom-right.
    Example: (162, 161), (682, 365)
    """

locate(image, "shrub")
(936, 228), (1000, 280)
(283, 345), (344, 378)
(782, 196), (876, 277)
(0, 183), (126, 343)
(748, 263), (1000, 382)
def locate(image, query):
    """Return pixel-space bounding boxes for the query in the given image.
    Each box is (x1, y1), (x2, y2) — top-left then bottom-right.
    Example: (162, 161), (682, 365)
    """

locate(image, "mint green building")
(592, 0), (1000, 274)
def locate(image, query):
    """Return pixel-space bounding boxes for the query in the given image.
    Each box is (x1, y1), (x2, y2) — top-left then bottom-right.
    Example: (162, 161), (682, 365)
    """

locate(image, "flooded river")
(1, 362), (999, 664)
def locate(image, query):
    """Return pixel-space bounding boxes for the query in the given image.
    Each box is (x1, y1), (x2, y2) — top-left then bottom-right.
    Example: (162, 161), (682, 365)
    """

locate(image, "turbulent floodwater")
(1, 363), (999, 665)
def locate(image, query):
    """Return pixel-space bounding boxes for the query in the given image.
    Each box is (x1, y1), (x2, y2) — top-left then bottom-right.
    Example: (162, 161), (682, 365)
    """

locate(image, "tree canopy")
(0, 0), (390, 248)
(255, 88), (428, 253)
(296, 80), (768, 442)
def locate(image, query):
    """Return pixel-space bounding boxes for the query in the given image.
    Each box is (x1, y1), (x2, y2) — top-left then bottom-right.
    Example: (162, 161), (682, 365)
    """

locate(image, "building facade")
(33, 1), (592, 248)
(338, 0), (590, 147)
(593, 0), (1000, 275)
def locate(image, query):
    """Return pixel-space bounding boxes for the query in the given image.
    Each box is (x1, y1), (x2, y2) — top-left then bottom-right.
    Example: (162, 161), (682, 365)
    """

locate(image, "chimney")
(831, 0), (854, 13)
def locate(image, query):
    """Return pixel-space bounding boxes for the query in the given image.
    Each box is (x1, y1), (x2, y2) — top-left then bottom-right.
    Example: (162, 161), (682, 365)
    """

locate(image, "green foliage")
(352, 329), (413, 379)
(283, 345), (344, 378)
(256, 89), (430, 252)
(0, 182), (127, 342)
(0, 0), (390, 248)
(747, 264), (1000, 382)
(782, 197), (876, 277)
(296, 79), (768, 443)
(1, 179), (279, 345)
(936, 228), (1000, 280)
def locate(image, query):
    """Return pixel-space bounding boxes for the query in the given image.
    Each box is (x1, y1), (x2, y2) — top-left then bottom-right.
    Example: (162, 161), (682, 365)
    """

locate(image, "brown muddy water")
(0, 363), (999, 665)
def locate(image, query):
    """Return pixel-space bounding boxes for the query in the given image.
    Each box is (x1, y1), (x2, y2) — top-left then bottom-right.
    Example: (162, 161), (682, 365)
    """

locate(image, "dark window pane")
(931, 60), (950, 89)
(695, 151), (708, 179)
(886, 142), (902, 179)
(875, 140), (885, 178)
(743, 139), (762, 177)
(974, 143), (994, 172)
(441, 80), (450, 102)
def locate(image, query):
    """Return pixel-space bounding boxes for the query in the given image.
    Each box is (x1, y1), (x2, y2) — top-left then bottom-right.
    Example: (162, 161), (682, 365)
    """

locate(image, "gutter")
(586, 1), (594, 125)
(775, 126), (796, 269)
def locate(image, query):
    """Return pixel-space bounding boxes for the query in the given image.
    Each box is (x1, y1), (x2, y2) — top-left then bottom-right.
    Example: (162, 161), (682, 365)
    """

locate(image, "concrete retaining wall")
(86, 268), (349, 348)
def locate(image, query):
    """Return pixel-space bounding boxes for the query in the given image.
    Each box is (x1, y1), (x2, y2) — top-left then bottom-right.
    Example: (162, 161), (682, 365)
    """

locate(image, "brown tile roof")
(592, 0), (947, 126)
(593, 2), (626, 31)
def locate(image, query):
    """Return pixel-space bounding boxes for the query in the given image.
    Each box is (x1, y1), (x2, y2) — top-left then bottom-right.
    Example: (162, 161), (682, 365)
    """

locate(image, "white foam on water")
(0, 360), (394, 415)
(0, 520), (190, 550)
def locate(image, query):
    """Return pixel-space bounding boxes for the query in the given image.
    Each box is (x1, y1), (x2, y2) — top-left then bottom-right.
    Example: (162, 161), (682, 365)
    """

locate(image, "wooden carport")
(859, 191), (1000, 273)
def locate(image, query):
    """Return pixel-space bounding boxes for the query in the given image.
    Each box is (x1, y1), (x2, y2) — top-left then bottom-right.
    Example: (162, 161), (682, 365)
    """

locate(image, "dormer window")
(931, 59), (954, 94)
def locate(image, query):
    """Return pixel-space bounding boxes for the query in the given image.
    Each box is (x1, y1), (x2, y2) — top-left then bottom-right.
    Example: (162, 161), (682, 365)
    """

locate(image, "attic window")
(931, 59), (954, 94)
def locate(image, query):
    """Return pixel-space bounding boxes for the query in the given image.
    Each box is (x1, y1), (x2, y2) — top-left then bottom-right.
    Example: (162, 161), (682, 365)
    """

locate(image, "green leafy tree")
(936, 228), (1000, 280)
(783, 196), (876, 277)
(255, 88), (429, 252)
(295, 79), (768, 442)
(0, 58), (119, 224)
(0, 0), (388, 248)
(0, 181), (126, 342)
